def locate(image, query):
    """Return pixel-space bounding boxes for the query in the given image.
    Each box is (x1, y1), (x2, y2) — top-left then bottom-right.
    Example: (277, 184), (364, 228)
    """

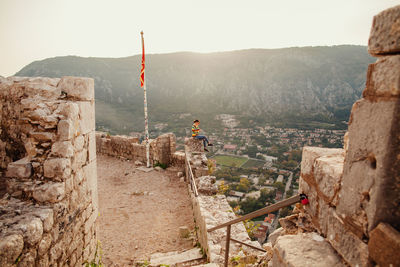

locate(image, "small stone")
(38, 233), (52, 256)
(29, 131), (54, 141)
(74, 135), (85, 151)
(135, 160), (144, 166)
(177, 171), (184, 177)
(33, 209), (54, 232)
(179, 226), (190, 238)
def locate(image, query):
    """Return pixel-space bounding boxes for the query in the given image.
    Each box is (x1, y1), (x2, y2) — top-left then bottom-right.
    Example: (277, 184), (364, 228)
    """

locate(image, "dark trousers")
(195, 135), (209, 148)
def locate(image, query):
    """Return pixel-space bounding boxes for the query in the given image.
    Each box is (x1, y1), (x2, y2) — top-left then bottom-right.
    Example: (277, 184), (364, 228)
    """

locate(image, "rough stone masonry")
(298, 5), (400, 267)
(0, 76), (98, 266)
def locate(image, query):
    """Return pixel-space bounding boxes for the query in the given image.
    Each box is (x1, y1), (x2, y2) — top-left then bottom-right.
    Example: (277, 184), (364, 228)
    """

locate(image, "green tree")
(273, 182), (285, 192)
(237, 178), (251, 192)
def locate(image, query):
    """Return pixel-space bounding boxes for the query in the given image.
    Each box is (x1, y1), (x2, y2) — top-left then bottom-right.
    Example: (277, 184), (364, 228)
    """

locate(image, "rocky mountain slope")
(16, 45), (374, 133)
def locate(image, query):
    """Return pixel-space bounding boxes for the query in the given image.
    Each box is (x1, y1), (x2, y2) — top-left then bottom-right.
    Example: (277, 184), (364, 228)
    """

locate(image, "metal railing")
(207, 194), (301, 267)
(185, 154), (198, 197)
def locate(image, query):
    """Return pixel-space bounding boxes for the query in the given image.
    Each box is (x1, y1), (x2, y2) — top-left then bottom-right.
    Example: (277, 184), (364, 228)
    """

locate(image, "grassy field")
(212, 155), (248, 168)
(241, 159), (266, 169)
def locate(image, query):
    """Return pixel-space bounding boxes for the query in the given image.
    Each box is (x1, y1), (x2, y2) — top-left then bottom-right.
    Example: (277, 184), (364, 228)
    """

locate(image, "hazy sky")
(0, 0), (398, 76)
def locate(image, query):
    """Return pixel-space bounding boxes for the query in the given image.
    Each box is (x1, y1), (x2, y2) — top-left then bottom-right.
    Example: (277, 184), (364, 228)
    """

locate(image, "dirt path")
(96, 155), (195, 266)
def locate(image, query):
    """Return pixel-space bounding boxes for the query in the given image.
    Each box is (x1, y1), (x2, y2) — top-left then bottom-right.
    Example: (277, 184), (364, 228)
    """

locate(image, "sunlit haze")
(0, 0), (398, 76)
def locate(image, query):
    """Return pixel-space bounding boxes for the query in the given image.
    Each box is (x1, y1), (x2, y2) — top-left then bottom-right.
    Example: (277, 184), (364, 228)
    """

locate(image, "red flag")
(140, 31), (145, 87)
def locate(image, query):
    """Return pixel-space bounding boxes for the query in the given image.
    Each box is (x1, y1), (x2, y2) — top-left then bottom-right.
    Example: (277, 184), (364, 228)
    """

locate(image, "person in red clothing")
(192, 119), (213, 152)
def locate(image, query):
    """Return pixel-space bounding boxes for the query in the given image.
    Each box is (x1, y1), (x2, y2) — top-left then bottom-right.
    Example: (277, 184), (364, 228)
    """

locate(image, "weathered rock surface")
(368, 5), (400, 56)
(185, 137), (204, 153)
(272, 233), (345, 267)
(368, 223), (400, 267)
(197, 175), (217, 195)
(150, 248), (203, 266)
(5, 157), (32, 178)
(364, 55), (400, 97)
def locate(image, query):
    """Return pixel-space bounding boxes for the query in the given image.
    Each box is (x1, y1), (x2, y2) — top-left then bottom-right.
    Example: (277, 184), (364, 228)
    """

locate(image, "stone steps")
(150, 248), (205, 266)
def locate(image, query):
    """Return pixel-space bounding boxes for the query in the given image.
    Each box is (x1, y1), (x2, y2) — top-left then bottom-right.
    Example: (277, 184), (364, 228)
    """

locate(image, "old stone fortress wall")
(0, 4), (399, 267)
(0, 76), (98, 266)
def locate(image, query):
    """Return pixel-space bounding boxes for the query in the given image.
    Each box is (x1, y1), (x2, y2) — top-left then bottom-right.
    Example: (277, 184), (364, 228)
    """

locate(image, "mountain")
(16, 45), (375, 134)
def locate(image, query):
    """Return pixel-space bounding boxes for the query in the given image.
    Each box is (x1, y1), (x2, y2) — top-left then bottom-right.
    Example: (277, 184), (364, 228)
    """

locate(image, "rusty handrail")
(208, 194), (300, 232)
(186, 154), (198, 197)
(207, 194), (301, 267)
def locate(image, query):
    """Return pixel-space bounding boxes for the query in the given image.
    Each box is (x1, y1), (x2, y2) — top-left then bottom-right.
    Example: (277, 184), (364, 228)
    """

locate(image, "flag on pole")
(140, 31), (150, 167)
(140, 31), (145, 88)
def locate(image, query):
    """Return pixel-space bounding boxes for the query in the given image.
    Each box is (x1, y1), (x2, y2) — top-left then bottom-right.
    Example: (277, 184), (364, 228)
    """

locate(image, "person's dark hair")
(193, 119), (200, 123)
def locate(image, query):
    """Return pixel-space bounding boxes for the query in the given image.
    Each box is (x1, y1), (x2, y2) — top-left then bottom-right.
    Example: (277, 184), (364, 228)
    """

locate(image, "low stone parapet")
(96, 132), (177, 166)
(191, 195), (262, 264)
(185, 137), (204, 153)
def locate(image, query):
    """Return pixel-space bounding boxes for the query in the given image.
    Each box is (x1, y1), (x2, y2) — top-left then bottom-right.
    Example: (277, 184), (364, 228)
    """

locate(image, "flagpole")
(141, 31), (150, 168)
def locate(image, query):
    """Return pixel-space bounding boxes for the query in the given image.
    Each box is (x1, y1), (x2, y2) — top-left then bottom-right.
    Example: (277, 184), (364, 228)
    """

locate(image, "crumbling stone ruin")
(270, 5), (400, 267)
(0, 77), (98, 266)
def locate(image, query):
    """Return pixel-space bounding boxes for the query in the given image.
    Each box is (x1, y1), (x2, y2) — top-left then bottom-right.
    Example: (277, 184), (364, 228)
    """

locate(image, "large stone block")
(364, 55), (400, 97)
(5, 157), (32, 178)
(78, 101), (95, 135)
(368, 223), (400, 267)
(58, 119), (78, 141)
(313, 154), (343, 203)
(72, 149), (87, 170)
(32, 182), (66, 203)
(272, 233), (345, 267)
(43, 158), (71, 181)
(57, 76), (94, 101)
(51, 141), (74, 158)
(23, 79), (61, 100)
(338, 98), (400, 233)
(20, 217), (44, 246)
(197, 176), (217, 195)
(0, 234), (24, 266)
(300, 146), (343, 178)
(368, 5), (400, 56)
(326, 210), (369, 267)
(55, 101), (79, 121)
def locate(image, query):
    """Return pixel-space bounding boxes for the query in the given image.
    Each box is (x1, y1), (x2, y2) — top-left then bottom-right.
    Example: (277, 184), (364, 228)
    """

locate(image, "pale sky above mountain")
(0, 0), (398, 76)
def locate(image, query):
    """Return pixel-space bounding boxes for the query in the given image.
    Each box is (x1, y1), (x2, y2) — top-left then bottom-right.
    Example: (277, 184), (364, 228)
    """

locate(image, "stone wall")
(0, 76), (98, 266)
(96, 132), (180, 167)
(299, 5), (400, 267)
